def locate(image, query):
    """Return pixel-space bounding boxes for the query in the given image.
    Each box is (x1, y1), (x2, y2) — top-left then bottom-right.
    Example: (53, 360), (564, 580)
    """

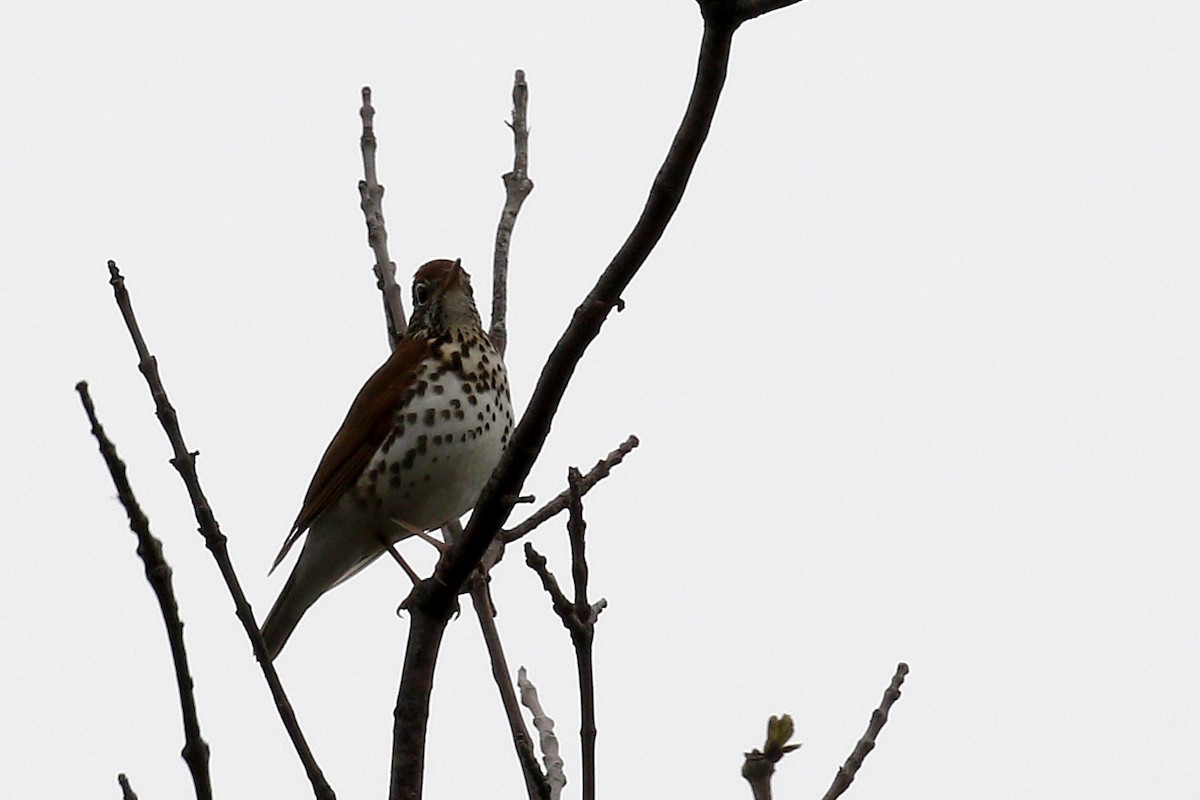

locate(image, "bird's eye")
(413, 282), (430, 307)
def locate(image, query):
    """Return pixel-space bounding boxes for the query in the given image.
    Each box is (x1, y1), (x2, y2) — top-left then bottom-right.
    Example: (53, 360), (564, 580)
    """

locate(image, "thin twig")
(821, 663), (910, 800)
(490, 69), (534, 358)
(77, 381), (212, 800)
(105, 261), (335, 800)
(523, 544), (574, 630)
(117, 773), (139, 800)
(469, 580), (551, 800)
(503, 435), (639, 544)
(517, 668), (567, 800)
(391, 3), (806, 795)
(359, 86), (407, 345)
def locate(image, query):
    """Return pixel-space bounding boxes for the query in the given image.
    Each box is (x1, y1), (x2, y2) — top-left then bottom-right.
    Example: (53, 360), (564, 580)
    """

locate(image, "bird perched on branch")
(261, 259), (513, 659)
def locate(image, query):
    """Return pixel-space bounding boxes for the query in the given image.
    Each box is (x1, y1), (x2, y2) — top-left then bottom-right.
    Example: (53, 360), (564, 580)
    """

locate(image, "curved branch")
(389, 2), (806, 795)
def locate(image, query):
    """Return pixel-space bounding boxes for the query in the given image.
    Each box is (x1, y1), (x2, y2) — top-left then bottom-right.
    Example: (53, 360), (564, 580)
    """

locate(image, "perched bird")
(261, 259), (513, 659)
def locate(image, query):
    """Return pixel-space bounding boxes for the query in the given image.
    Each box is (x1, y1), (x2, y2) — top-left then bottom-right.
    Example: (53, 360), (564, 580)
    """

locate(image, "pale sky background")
(2, 1), (1198, 798)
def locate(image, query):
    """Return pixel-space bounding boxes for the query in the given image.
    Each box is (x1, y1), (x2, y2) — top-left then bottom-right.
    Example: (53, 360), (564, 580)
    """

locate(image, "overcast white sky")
(3, 1), (1198, 798)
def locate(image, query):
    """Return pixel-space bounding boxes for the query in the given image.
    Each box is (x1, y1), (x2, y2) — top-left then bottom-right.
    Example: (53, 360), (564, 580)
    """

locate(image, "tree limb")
(389, 3), (805, 795)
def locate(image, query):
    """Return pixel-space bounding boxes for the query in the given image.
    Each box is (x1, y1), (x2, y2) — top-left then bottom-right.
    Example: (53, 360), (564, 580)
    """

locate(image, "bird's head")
(408, 258), (482, 336)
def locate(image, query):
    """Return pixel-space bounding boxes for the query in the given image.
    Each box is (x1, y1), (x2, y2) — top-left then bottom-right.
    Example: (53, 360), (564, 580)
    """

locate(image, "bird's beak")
(446, 259), (469, 290)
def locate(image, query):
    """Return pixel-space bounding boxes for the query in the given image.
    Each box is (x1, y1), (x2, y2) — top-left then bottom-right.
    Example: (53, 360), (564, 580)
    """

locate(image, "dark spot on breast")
(423, 408), (436, 426)
(433, 383), (445, 395)
(416, 435), (428, 455)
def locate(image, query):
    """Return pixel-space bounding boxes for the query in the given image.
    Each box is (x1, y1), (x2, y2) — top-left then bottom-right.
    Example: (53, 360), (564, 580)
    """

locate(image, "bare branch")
(77, 381), (212, 800)
(565, 470), (598, 800)
(821, 663), (910, 800)
(435, 6), (742, 599)
(104, 261), (336, 800)
(503, 435), (639, 543)
(359, 85), (407, 346)
(523, 543), (574, 623)
(518, 668), (567, 800)
(468, 581), (551, 800)
(490, 69), (534, 357)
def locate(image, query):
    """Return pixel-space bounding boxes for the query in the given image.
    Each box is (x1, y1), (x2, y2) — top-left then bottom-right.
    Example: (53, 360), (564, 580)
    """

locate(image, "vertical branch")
(490, 69), (534, 358)
(105, 262), (336, 800)
(565, 469), (598, 800)
(522, 470), (605, 800)
(77, 381), (211, 800)
(117, 774), (139, 800)
(389, 595), (455, 800)
(359, 86), (407, 345)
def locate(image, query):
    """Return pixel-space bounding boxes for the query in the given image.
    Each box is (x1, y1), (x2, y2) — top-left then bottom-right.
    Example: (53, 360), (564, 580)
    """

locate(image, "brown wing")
(270, 336), (427, 572)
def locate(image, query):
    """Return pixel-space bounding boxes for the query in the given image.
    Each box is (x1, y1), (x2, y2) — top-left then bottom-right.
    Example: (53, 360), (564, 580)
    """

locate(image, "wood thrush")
(261, 259), (513, 659)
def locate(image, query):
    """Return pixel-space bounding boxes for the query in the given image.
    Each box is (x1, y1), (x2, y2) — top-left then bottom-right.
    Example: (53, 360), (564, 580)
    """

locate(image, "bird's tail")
(260, 564), (321, 661)
(260, 526), (387, 660)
